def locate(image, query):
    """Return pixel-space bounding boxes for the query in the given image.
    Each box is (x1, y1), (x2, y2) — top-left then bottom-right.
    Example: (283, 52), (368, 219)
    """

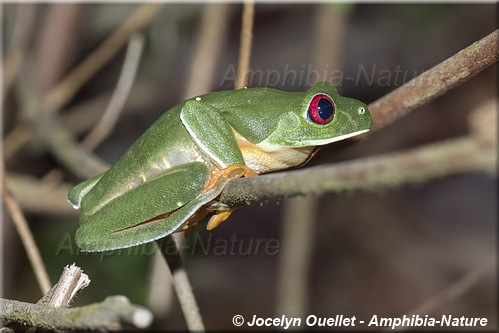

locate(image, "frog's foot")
(182, 209), (209, 237)
(206, 210), (233, 230)
(202, 164), (257, 230)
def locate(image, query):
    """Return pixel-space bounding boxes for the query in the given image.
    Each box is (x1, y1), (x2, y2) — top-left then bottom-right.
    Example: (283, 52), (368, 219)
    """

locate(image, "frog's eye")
(307, 94), (334, 125)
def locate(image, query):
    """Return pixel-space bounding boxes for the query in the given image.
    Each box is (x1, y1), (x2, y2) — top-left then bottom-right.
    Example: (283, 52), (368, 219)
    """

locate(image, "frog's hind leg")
(76, 162), (212, 251)
(68, 173), (105, 209)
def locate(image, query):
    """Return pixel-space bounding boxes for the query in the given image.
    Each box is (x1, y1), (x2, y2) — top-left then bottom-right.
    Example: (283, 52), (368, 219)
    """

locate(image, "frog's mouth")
(299, 128), (370, 147)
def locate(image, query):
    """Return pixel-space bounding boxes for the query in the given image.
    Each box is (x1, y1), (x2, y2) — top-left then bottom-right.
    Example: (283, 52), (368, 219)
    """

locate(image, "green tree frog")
(69, 82), (372, 251)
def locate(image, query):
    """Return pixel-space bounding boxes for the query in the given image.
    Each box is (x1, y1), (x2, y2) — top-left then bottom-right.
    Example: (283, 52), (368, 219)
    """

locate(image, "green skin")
(69, 82), (372, 251)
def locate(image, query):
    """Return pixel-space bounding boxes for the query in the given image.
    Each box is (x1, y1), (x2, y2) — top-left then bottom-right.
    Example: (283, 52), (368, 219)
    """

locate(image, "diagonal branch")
(219, 133), (495, 208)
(44, 4), (163, 112)
(382, 257), (496, 332)
(3, 3), (164, 160)
(81, 34), (144, 151)
(2, 163), (52, 294)
(367, 29), (498, 132)
(156, 238), (204, 331)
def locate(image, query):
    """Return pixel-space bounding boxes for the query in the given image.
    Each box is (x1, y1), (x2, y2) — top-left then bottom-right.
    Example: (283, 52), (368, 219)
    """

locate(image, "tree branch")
(44, 3), (163, 112)
(37, 113), (108, 178)
(37, 263), (90, 307)
(5, 25), (496, 332)
(220, 136), (495, 208)
(219, 99), (496, 208)
(10, 38), (498, 220)
(368, 29), (498, 132)
(0, 296), (152, 331)
(15, 71), (203, 333)
(3, 3), (164, 159)
(2, 163), (52, 294)
(382, 257), (495, 332)
(156, 238), (205, 331)
(7, 173), (77, 216)
(81, 34), (144, 151)
(2, 4), (37, 101)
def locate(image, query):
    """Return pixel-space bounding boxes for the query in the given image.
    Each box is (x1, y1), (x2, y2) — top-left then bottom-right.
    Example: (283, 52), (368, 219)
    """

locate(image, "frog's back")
(81, 104), (203, 215)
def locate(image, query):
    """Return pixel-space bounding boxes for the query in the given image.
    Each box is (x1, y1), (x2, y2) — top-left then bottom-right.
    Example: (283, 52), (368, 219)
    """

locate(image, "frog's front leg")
(202, 164), (257, 230)
(180, 101), (258, 230)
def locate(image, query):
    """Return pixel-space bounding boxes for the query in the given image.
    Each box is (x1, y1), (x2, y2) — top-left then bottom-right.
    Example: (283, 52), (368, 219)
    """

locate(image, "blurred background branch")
(3, 3), (164, 159)
(276, 3), (353, 323)
(235, 1), (254, 89)
(3, 162), (52, 294)
(81, 34), (144, 151)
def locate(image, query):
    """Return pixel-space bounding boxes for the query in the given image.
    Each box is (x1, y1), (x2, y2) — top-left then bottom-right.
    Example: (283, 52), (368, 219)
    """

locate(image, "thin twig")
(275, 197), (315, 324)
(0, 296), (153, 330)
(183, 3), (231, 99)
(81, 34), (144, 151)
(7, 173), (76, 216)
(275, 4), (351, 322)
(3, 3), (163, 159)
(36, 113), (108, 178)
(44, 3), (163, 112)
(25, 100), (204, 329)
(235, 1), (254, 89)
(2, 125), (31, 160)
(156, 238), (205, 331)
(2, 4), (37, 101)
(2, 163), (51, 294)
(17, 61), (204, 332)
(35, 3), (84, 94)
(147, 249), (174, 317)
(40, 34), (144, 185)
(147, 3), (231, 319)
(383, 257), (495, 332)
(37, 263), (90, 308)
(368, 29), (499, 132)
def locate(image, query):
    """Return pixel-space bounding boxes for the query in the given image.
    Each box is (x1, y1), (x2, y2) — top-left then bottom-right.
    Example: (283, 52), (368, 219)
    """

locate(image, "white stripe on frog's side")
(180, 111), (228, 170)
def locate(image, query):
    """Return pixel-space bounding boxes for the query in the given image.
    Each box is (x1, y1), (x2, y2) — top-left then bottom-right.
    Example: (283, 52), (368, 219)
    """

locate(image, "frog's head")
(260, 82), (372, 149)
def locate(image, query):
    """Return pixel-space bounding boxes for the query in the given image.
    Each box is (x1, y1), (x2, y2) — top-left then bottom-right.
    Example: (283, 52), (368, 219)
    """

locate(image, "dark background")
(2, 3), (496, 330)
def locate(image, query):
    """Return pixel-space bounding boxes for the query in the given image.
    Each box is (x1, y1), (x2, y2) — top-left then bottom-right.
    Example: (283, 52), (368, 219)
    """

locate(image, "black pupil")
(318, 98), (333, 120)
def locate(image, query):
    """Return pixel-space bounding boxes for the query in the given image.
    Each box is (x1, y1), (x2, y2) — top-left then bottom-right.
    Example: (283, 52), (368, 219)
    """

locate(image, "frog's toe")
(206, 210), (234, 230)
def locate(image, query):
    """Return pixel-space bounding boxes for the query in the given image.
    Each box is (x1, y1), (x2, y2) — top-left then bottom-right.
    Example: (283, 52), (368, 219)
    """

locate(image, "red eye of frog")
(307, 94), (334, 125)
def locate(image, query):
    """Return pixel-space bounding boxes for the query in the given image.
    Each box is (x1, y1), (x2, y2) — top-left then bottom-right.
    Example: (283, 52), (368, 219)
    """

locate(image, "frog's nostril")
(358, 106), (366, 115)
